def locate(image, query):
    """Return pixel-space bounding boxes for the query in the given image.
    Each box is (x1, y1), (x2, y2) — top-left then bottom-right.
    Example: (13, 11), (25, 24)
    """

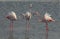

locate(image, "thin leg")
(45, 22), (48, 39)
(27, 20), (30, 33)
(25, 20), (30, 39)
(8, 21), (14, 39)
(10, 21), (13, 32)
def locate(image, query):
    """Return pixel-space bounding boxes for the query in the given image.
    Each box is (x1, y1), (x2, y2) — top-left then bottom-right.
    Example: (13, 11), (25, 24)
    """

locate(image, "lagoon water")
(0, 1), (60, 39)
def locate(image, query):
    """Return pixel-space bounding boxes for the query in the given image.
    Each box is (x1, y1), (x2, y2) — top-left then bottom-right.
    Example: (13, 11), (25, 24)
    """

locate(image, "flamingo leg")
(25, 20), (30, 39)
(45, 22), (48, 39)
(10, 20), (13, 32)
(8, 21), (14, 39)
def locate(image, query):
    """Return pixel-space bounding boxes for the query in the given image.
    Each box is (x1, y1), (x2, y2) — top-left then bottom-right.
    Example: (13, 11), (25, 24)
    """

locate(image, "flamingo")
(20, 4), (39, 39)
(6, 11), (17, 39)
(21, 11), (40, 39)
(20, 11), (32, 39)
(39, 12), (55, 39)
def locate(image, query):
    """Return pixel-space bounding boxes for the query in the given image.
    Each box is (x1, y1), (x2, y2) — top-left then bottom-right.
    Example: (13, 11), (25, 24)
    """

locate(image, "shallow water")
(0, 1), (60, 39)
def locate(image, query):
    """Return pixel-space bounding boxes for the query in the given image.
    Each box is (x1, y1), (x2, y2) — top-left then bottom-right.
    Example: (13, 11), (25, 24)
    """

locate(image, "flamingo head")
(29, 4), (32, 8)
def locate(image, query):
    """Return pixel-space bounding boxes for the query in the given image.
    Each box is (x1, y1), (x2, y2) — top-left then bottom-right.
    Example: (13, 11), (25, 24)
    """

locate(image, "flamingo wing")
(6, 11), (17, 20)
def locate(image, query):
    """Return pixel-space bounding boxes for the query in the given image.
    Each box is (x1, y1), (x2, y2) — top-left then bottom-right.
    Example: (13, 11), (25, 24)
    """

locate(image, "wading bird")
(20, 11), (32, 39)
(6, 11), (17, 39)
(20, 10), (39, 39)
(19, 4), (39, 39)
(39, 12), (55, 39)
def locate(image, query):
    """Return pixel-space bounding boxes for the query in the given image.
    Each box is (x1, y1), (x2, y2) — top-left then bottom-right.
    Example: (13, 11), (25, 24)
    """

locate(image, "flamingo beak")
(6, 16), (10, 19)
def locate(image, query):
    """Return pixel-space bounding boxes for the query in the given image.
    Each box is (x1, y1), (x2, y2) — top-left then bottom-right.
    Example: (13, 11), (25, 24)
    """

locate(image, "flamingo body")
(44, 13), (55, 22)
(39, 13), (55, 23)
(6, 11), (17, 21)
(39, 12), (55, 39)
(22, 11), (32, 20)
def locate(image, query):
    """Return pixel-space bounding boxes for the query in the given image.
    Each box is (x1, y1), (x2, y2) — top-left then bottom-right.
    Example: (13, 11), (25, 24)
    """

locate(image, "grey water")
(0, 1), (60, 39)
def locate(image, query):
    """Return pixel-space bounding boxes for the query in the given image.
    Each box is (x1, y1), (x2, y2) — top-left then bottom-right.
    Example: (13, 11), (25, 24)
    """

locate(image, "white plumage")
(6, 11), (17, 21)
(25, 11), (32, 19)
(44, 13), (51, 20)
(22, 11), (32, 20)
(44, 12), (55, 22)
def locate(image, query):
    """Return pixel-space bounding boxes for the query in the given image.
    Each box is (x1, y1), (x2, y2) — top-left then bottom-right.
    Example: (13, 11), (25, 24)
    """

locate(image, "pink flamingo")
(39, 12), (55, 39)
(21, 11), (32, 39)
(21, 4), (38, 39)
(6, 11), (17, 39)
(22, 11), (40, 39)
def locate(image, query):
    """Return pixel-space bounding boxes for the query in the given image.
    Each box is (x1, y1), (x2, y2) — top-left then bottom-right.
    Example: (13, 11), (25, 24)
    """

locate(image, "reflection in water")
(25, 31), (29, 39)
(8, 31), (14, 39)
